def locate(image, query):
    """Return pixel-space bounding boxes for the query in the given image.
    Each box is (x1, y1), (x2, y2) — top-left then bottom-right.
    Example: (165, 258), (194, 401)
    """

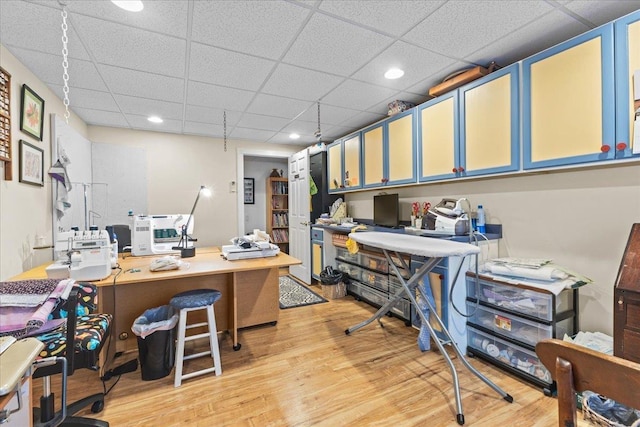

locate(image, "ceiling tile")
(127, 115), (183, 134)
(66, 0), (189, 39)
(72, 107), (129, 128)
(468, 10), (590, 67)
(318, 0), (445, 36)
(8, 48), (106, 91)
(246, 94), (314, 120)
(296, 103), (361, 126)
(266, 134), (312, 146)
(72, 15), (186, 77)
(322, 124), (356, 140)
(322, 79), (397, 111)
(114, 95), (183, 120)
(282, 12), (393, 76)
(230, 127), (277, 142)
(50, 84), (119, 112)
(262, 64), (344, 101)
(192, 1), (310, 59)
(403, 0), (554, 59)
(0, 0), (90, 60)
(236, 113), (291, 132)
(189, 42), (275, 91)
(351, 41), (456, 90)
(281, 120), (319, 136)
(186, 81), (255, 111)
(99, 65), (184, 102)
(564, 1), (640, 26)
(185, 105), (242, 126)
(337, 111), (386, 130)
(184, 121), (225, 137)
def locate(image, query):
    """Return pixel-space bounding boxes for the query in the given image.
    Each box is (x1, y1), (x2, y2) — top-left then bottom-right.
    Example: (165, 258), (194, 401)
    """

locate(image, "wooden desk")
(11, 248), (301, 354)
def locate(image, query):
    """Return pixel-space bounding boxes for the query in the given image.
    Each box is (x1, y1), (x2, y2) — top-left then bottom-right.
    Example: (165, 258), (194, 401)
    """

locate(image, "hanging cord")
(314, 101), (322, 142)
(223, 110), (227, 152)
(60, 3), (70, 124)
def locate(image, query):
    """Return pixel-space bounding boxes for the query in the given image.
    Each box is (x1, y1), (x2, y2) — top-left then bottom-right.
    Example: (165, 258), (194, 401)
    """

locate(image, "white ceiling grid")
(0, 0), (639, 147)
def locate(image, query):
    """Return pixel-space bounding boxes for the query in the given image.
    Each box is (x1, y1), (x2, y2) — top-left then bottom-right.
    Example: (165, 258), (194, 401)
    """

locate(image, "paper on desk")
(478, 272), (570, 295)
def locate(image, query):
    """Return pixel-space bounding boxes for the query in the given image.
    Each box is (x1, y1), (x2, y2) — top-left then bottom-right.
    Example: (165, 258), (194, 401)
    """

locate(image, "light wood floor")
(35, 285), (579, 426)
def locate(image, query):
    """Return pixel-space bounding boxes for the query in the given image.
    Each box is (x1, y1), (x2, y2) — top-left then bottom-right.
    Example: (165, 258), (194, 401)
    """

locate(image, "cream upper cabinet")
(615, 10), (640, 160)
(459, 63), (520, 177)
(386, 109), (417, 186)
(327, 140), (343, 193)
(418, 91), (459, 182)
(327, 133), (362, 193)
(523, 24), (615, 169)
(362, 123), (385, 188)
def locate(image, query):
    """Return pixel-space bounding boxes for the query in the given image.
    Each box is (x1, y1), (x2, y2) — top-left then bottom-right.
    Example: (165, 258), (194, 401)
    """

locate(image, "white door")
(288, 149), (311, 283)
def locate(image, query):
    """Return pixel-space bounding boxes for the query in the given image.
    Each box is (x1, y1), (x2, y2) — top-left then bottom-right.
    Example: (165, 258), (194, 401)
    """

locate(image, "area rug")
(279, 275), (327, 309)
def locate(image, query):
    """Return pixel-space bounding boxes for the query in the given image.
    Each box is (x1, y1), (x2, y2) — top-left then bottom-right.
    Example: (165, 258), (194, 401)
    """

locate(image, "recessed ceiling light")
(111, 1), (144, 12)
(289, 133), (300, 140)
(384, 68), (404, 80)
(147, 116), (163, 123)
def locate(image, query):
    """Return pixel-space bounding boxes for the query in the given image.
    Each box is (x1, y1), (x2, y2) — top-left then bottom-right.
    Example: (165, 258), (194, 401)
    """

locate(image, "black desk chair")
(33, 283), (112, 427)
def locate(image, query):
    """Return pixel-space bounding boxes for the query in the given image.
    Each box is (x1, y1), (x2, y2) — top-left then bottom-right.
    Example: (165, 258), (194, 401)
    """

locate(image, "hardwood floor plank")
(33, 293), (585, 426)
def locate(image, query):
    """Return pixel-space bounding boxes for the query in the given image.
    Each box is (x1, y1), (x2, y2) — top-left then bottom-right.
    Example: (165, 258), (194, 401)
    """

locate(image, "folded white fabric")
(483, 262), (568, 282)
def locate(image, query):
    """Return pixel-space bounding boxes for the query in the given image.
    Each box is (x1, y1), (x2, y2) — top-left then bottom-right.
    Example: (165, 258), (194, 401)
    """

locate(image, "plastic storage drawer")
(388, 277), (410, 299)
(359, 269), (389, 293)
(335, 260), (361, 281)
(336, 247), (360, 264)
(359, 251), (389, 273)
(466, 302), (572, 347)
(467, 277), (572, 321)
(467, 326), (552, 384)
(348, 281), (387, 307)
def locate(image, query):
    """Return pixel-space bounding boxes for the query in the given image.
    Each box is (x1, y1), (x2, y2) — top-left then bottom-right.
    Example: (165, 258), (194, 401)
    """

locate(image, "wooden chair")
(536, 339), (640, 427)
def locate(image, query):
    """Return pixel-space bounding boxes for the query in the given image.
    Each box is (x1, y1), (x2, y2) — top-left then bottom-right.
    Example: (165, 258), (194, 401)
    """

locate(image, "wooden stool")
(170, 289), (222, 387)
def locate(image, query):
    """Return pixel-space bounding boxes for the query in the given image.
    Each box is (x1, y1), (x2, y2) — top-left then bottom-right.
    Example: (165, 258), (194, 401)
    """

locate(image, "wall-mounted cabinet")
(328, 133), (362, 193)
(523, 24), (616, 169)
(458, 63), (520, 177)
(615, 10), (640, 160)
(418, 91), (459, 182)
(362, 109), (417, 189)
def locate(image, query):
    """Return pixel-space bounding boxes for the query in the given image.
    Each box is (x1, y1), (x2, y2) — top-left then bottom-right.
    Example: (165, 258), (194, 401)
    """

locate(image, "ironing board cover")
(348, 232), (480, 258)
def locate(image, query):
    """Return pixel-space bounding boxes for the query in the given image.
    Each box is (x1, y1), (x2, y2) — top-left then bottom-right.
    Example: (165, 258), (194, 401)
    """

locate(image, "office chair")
(111, 224), (131, 253)
(32, 283), (112, 427)
(536, 339), (640, 427)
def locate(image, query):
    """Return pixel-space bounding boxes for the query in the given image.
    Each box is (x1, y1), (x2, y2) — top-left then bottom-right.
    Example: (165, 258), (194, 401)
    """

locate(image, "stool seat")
(170, 289), (221, 309)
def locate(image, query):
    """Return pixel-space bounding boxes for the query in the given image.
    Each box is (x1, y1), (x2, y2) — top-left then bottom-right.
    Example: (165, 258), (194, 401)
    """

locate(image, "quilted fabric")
(170, 289), (221, 309)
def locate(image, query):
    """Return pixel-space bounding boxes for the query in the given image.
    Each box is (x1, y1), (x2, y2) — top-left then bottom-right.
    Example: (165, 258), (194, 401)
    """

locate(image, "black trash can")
(131, 305), (179, 381)
(319, 266), (346, 300)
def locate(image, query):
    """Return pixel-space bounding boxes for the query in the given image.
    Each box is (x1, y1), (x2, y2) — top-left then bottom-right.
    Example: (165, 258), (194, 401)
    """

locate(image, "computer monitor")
(373, 193), (399, 228)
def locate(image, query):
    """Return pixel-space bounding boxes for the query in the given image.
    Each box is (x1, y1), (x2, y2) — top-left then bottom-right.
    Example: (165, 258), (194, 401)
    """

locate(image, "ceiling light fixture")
(147, 116), (163, 123)
(289, 133), (300, 140)
(111, 0), (144, 12)
(384, 68), (404, 80)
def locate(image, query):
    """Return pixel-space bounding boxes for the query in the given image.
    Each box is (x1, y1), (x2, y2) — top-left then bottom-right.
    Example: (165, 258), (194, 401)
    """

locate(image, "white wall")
(86, 126), (296, 248)
(0, 45), (87, 280)
(243, 156), (288, 233)
(345, 162), (640, 336)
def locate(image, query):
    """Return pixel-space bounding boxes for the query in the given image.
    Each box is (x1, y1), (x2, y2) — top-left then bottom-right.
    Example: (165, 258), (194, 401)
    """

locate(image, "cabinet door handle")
(458, 166), (465, 172)
(601, 145), (611, 153)
(616, 142), (627, 151)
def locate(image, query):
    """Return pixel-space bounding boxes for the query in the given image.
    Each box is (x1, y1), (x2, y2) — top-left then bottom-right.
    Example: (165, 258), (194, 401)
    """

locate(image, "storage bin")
(359, 251), (389, 273)
(348, 280), (388, 308)
(467, 326), (552, 384)
(466, 277), (572, 321)
(466, 302), (572, 347)
(336, 247), (360, 264)
(335, 260), (361, 281)
(359, 269), (389, 293)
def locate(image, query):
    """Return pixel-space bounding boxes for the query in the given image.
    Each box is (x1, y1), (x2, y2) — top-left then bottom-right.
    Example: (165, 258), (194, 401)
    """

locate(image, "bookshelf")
(266, 177), (288, 253)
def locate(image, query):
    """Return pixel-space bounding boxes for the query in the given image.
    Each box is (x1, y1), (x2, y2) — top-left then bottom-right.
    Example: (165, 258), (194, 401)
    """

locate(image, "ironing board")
(344, 232), (512, 425)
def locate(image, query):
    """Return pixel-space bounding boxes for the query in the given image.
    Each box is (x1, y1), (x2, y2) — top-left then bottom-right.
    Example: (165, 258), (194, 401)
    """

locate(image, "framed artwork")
(244, 178), (254, 204)
(19, 140), (44, 186)
(20, 84), (45, 141)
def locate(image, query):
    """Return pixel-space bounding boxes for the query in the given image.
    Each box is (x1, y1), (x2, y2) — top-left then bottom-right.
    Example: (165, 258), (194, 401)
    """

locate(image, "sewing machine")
(131, 214), (194, 256)
(45, 230), (112, 281)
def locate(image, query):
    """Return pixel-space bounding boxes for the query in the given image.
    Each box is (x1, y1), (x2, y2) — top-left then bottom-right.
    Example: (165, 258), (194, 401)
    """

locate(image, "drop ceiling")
(1, 0), (639, 147)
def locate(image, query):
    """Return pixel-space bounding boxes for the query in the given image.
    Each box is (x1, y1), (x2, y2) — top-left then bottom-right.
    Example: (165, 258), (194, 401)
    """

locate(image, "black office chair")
(32, 283), (112, 427)
(111, 224), (131, 253)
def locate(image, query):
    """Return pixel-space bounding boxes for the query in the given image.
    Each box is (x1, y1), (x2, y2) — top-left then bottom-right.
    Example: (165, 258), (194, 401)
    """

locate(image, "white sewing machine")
(46, 230), (112, 281)
(131, 214), (194, 256)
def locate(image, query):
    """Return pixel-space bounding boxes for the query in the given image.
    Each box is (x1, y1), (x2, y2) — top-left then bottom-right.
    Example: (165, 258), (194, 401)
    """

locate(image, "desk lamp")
(173, 185), (211, 258)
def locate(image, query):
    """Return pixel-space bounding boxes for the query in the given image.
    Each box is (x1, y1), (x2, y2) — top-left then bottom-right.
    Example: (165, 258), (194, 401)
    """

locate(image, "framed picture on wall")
(20, 84), (45, 141)
(19, 140), (44, 186)
(244, 178), (254, 204)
